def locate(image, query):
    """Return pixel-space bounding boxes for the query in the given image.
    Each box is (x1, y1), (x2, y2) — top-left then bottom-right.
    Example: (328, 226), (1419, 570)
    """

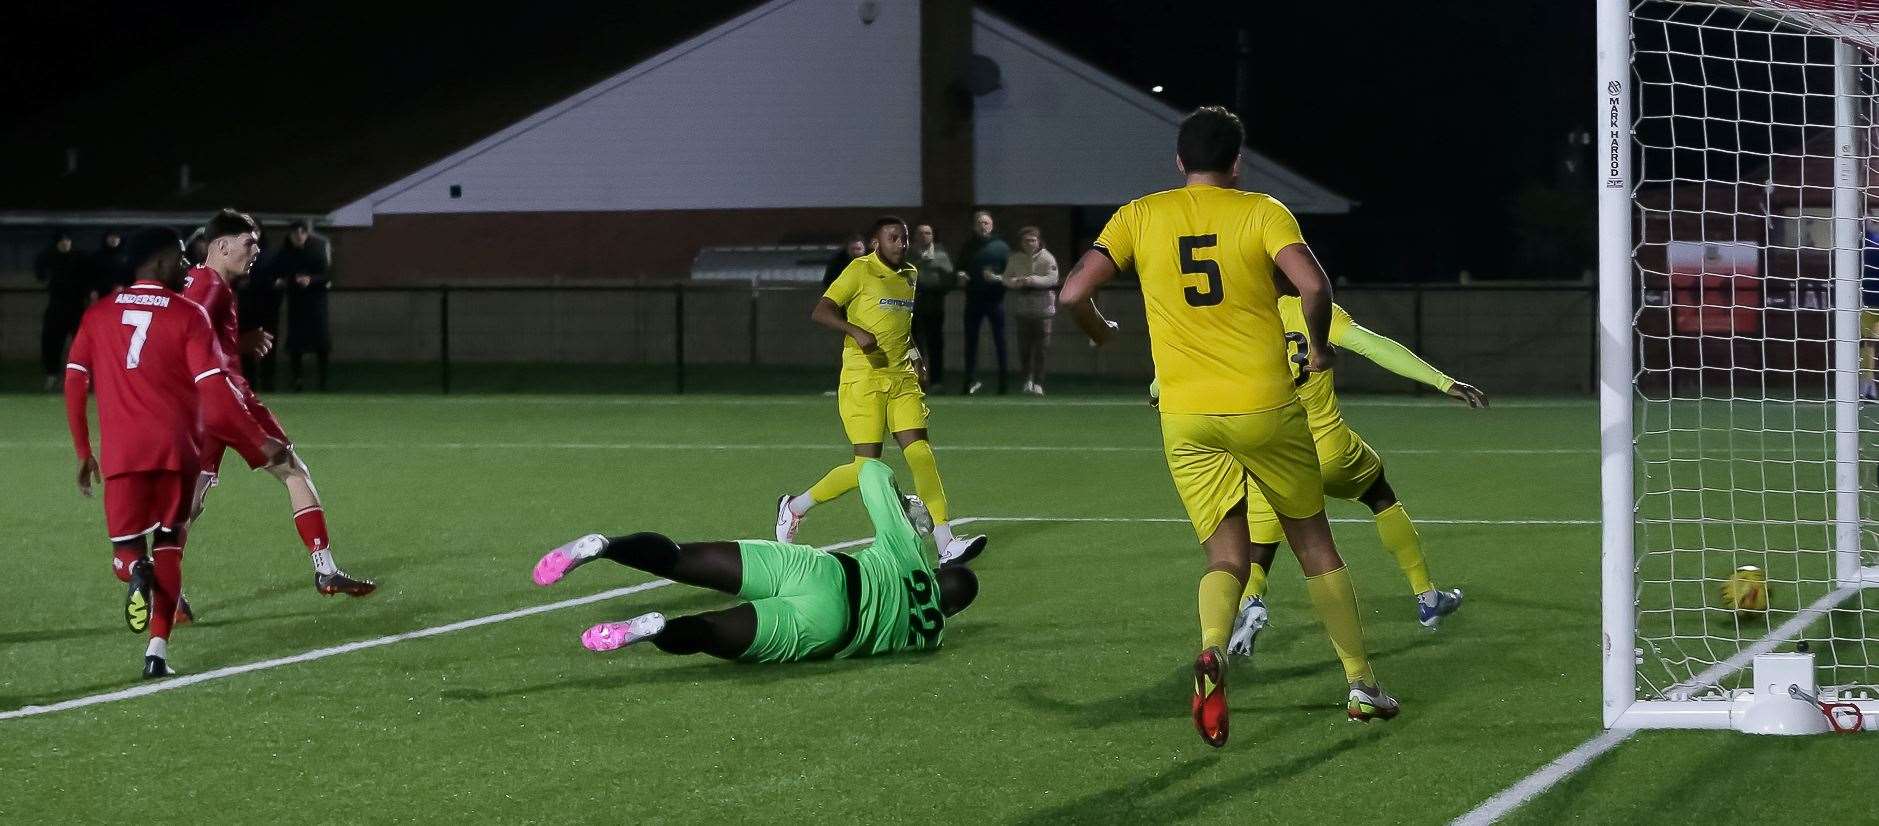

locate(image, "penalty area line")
(0, 536), (872, 722)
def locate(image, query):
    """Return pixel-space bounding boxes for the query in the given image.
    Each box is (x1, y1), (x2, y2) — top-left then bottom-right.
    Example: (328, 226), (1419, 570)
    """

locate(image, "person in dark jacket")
(955, 210), (1011, 395)
(823, 234), (867, 287)
(185, 227), (209, 269)
(91, 230), (130, 291)
(36, 232), (94, 391)
(241, 226), (284, 391)
(910, 223), (959, 390)
(278, 220), (333, 391)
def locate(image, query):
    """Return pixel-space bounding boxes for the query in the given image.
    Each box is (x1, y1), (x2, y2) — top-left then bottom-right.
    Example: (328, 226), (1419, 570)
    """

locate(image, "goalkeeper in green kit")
(532, 459), (980, 662)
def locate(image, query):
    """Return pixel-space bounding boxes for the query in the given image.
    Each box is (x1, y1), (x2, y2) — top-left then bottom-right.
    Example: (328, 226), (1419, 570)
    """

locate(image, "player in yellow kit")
(1146, 297), (1489, 660)
(1060, 106), (1396, 748)
(776, 216), (987, 566)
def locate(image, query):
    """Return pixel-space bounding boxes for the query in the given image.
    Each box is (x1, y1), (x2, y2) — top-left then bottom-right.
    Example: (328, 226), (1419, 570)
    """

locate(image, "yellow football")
(1721, 565), (1768, 612)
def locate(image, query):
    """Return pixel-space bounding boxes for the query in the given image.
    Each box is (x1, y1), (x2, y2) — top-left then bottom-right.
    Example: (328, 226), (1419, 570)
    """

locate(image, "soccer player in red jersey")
(66, 228), (283, 678)
(182, 210), (374, 596)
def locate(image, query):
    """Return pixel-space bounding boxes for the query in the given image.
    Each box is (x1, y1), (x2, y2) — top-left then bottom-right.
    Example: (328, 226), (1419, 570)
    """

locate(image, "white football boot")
(775, 495), (804, 543)
(1227, 595), (1269, 658)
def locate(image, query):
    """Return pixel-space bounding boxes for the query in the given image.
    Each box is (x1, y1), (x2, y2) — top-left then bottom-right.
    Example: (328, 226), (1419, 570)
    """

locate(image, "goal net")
(1602, 0), (1879, 730)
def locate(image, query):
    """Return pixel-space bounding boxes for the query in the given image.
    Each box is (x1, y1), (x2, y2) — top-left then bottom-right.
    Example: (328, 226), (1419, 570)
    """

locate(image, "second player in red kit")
(182, 209), (375, 596)
(66, 227), (282, 678)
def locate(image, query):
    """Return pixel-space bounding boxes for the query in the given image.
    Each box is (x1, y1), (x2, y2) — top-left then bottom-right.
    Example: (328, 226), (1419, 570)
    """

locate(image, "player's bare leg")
(1275, 509), (1398, 721)
(893, 428), (984, 566)
(1357, 475), (1461, 629)
(1192, 502), (1254, 748)
(259, 448), (375, 596)
(536, 533), (743, 591)
(533, 534), (756, 658)
(585, 606), (759, 660)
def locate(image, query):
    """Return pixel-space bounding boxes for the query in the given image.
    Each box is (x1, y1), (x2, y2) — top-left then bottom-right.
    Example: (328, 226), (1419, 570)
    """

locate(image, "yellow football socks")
(901, 439), (950, 522)
(1198, 569), (1242, 651)
(807, 458), (863, 504)
(1375, 503), (1434, 596)
(1238, 562), (1270, 603)
(1304, 565), (1375, 685)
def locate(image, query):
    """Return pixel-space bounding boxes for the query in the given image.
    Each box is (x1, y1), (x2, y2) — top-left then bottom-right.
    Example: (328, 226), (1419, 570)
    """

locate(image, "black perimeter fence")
(0, 282), (1596, 396)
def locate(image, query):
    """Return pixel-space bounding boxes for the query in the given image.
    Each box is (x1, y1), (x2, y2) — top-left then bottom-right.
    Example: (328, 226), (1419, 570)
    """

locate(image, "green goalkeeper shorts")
(736, 540), (851, 663)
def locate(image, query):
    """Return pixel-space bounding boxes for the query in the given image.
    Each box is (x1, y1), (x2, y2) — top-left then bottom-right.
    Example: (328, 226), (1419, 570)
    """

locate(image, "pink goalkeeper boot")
(582, 613), (667, 652)
(534, 534), (607, 586)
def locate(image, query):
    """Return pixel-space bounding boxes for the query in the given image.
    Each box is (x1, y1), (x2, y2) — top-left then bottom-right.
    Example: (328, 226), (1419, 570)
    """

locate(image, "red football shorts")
(104, 470), (196, 543)
(202, 373), (289, 473)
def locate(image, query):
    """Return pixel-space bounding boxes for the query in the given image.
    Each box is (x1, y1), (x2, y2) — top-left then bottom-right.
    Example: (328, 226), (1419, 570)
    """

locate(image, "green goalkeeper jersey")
(839, 459), (946, 658)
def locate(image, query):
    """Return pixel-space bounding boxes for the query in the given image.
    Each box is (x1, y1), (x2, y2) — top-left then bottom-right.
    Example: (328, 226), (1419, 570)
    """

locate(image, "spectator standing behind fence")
(818, 234), (872, 395)
(91, 230), (129, 290)
(824, 234), (867, 287)
(911, 223), (958, 390)
(279, 220), (333, 392)
(956, 210), (1011, 395)
(36, 232), (93, 391)
(186, 228), (209, 269)
(243, 227), (285, 391)
(1002, 226), (1059, 396)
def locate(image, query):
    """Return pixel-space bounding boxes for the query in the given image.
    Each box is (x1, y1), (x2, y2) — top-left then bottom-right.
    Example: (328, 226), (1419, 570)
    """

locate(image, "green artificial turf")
(0, 394), (1864, 823)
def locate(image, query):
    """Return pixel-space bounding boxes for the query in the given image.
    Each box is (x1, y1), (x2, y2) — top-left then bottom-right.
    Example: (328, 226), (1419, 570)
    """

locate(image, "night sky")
(0, 1), (1597, 283)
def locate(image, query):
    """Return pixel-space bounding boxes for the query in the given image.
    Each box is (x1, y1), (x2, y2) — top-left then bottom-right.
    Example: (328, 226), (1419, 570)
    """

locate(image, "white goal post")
(1600, 0), (1879, 732)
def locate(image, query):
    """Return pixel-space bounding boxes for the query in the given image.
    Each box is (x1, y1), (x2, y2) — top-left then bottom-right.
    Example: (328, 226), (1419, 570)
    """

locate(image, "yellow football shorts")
(838, 371), (928, 445)
(1245, 424), (1385, 544)
(1160, 400), (1326, 544)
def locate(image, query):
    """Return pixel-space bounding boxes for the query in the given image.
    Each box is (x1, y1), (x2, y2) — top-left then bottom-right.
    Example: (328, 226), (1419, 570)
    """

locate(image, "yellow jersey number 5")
(1177, 234), (1223, 307)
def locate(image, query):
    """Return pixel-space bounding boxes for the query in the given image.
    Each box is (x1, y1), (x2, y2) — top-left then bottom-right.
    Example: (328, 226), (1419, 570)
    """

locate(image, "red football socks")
(149, 547), (184, 641)
(112, 547), (142, 583)
(293, 506), (330, 554)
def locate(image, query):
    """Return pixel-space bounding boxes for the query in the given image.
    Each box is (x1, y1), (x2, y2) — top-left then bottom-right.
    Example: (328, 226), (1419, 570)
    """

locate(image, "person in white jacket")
(1001, 227), (1059, 395)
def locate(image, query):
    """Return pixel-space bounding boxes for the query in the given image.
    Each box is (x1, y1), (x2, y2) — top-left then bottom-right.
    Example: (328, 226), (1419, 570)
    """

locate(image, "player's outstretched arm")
(1273, 243), (1336, 374)
(1333, 320), (1489, 409)
(1444, 381), (1489, 408)
(1058, 249), (1120, 346)
(1335, 323), (1453, 391)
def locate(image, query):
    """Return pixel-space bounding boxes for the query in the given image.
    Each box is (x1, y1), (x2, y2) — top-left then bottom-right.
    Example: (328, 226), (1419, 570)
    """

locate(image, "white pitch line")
(235, 395), (1593, 410)
(0, 441), (1593, 456)
(972, 516), (1598, 526)
(1450, 729), (1635, 826)
(255, 395), (1159, 408)
(1453, 585), (1860, 824)
(0, 536), (873, 722)
(0, 511), (1589, 721)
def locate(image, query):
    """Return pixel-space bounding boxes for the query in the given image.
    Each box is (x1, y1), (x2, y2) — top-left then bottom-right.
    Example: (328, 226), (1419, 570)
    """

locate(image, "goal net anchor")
(1735, 652), (1832, 734)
